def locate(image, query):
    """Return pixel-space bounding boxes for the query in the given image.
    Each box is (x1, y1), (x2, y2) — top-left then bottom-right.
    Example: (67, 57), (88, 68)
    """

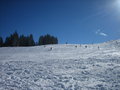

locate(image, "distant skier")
(98, 46), (100, 50)
(44, 45), (46, 48)
(75, 45), (77, 48)
(85, 46), (87, 48)
(49, 47), (52, 51)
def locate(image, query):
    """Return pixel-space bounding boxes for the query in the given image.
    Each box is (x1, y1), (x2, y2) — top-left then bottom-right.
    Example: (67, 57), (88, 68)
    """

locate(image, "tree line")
(0, 32), (58, 47)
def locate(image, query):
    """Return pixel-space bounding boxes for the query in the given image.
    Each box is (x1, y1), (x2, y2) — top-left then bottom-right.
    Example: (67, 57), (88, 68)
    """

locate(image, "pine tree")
(4, 32), (19, 47)
(19, 34), (35, 46)
(28, 34), (35, 46)
(39, 36), (44, 45)
(38, 34), (58, 45)
(12, 31), (19, 46)
(0, 37), (3, 47)
(4, 36), (12, 46)
(19, 35), (25, 46)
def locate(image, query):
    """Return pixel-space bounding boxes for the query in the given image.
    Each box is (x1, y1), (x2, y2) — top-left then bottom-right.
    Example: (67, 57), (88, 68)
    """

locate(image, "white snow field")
(0, 40), (120, 90)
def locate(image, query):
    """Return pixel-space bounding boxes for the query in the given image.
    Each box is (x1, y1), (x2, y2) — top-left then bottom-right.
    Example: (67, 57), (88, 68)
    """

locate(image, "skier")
(98, 46), (100, 50)
(75, 45), (77, 48)
(50, 47), (52, 51)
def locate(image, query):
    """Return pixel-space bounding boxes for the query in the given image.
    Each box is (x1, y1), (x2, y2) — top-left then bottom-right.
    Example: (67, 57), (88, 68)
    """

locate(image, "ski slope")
(0, 40), (120, 90)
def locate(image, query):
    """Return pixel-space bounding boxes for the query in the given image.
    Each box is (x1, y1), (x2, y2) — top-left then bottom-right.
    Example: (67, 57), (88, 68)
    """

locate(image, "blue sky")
(0, 0), (120, 44)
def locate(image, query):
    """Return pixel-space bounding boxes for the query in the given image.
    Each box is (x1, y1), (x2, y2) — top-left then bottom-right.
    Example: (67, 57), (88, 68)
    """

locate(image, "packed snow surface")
(0, 40), (120, 90)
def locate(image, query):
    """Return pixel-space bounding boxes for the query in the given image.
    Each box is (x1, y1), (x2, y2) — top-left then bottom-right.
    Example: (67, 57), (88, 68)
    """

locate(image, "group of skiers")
(46, 44), (100, 51)
(76, 45), (100, 50)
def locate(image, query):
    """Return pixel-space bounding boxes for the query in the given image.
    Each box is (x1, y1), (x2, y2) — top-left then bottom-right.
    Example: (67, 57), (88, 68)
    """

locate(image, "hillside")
(0, 40), (120, 90)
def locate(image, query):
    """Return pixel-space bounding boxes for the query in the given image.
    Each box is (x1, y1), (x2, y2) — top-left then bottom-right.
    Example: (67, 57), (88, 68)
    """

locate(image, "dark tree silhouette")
(4, 32), (19, 46)
(19, 34), (35, 46)
(0, 37), (3, 47)
(28, 34), (35, 46)
(3, 32), (58, 47)
(4, 36), (12, 46)
(12, 31), (19, 46)
(38, 34), (58, 45)
(39, 36), (44, 45)
(19, 35), (25, 46)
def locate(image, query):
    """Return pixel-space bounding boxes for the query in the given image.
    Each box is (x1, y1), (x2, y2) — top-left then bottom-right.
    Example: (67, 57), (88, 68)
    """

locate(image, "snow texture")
(0, 40), (120, 90)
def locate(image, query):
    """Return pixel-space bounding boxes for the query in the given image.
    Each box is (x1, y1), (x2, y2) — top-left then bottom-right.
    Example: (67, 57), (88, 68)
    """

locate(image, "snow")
(0, 39), (120, 90)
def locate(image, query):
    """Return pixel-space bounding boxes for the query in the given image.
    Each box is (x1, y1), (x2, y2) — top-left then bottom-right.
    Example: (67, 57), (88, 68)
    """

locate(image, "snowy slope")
(0, 40), (120, 90)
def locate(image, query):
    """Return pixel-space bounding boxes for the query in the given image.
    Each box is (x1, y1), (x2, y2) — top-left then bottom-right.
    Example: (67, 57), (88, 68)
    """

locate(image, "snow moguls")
(0, 40), (120, 90)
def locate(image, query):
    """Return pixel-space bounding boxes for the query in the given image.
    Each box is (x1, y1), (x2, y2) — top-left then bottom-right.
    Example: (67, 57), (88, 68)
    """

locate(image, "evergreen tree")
(19, 35), (27, 46)
(19, 35), (25, 46)
(24, 36), (29, 46)
(4, 37), (9, 46)
(4, 36), (12, 46)
(39, 36), (44, 45)
(0, 37), (3, 47)
(28, 34), (35, 46)
(19, 34), (35, 46)
(38, 34), (58, 45)
(3, 32), (57, 47)
(4, 32), (19, 47)
(12, 31), (19, 46)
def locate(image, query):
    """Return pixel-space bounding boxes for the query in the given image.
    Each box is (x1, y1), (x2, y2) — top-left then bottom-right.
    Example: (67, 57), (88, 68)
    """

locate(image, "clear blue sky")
(0, 0), (120, 44)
